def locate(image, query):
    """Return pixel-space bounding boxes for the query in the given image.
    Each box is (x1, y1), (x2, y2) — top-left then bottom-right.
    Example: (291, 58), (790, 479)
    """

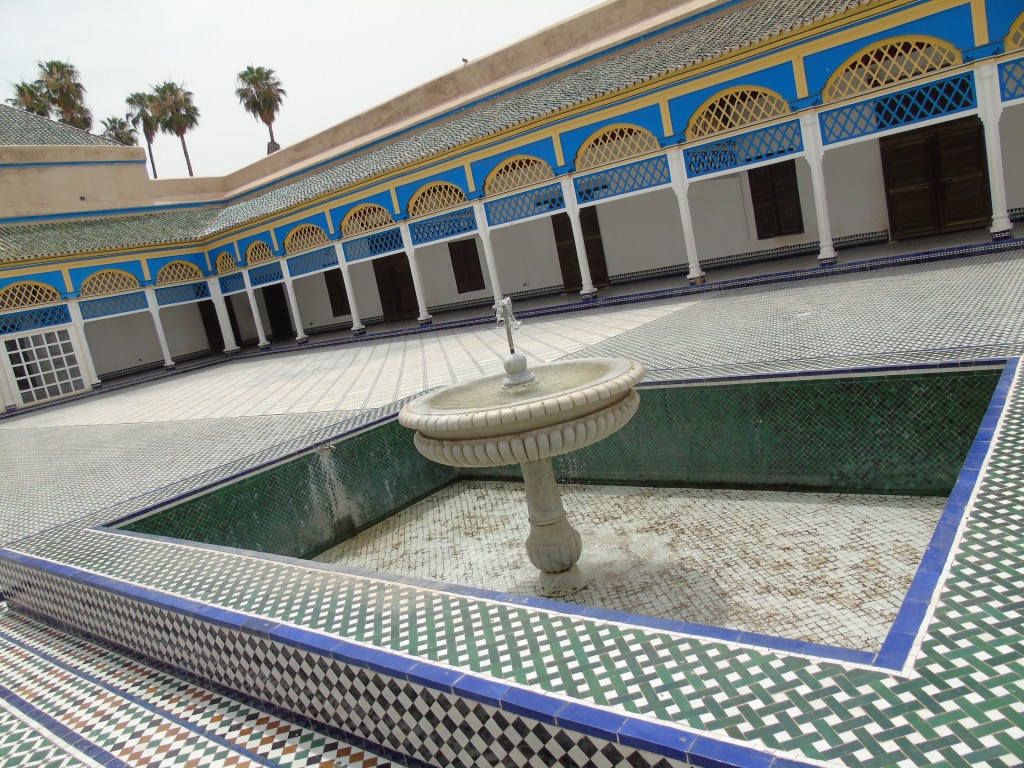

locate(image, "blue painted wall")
(469, 137), (561, 193)
(395, 166), (470, 214)
(329, 190), (397, 235)
(236, 232), (276, 265)
(558, 104), (665, 167)
(68, 261), (146, 292)
(0, 271), (68, 295)
(273, 211), (332, 253)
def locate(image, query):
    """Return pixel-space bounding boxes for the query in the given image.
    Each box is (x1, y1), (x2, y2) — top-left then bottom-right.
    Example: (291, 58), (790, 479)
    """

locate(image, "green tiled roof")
(0, 209), (221, 262)
(0, 104), (120, 147)
(1, 0), (873, 262)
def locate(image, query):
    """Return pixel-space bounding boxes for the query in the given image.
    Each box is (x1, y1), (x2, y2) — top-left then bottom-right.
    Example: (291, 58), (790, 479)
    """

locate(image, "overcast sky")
(1, 0), (606, 179)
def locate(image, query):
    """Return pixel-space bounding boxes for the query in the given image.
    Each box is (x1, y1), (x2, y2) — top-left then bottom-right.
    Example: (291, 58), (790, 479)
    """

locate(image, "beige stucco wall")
(1, 0), (718, 221)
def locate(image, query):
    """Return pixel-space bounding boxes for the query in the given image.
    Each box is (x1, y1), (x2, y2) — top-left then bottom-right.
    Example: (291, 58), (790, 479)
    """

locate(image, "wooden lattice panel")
(0, 282), (61, 310)
(246, 241), (275, 265)
(575, 126), (660, 171)
(485, 156), (556, 196)
(215, 252), (238, 274)
(408, 183), (468, 218)
(341, 205), (395, 237)
(1009, 11), (1024, 51)
(823, 38), (959, 103)
(79, 270), (140, 297)
(687, 88), (790, 140)
(284, 224), (330, 254)
(156, 261), (202, 285)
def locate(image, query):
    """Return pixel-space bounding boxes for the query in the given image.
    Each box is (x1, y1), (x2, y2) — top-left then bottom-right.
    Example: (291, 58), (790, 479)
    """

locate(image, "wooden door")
(261, 282), (294, 340)
(748, 160), (804, 239)
(880, 117), (991, 240)
(197, 299), (224, 353)
(372, 253), (419, 321)
(550, 210), (610, 292)
(579, 206), (610, 288)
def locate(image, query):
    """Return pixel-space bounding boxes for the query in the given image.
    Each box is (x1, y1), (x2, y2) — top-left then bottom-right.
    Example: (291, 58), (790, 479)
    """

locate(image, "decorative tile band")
(287, 245), (338, 277)
(409, 207), (476, 245)
(820, 72), (976, 145)
(343, 227), (404, 262)
(485, 183), (564, 227)
(0, 305), (71, 336)
(217, 273), (245, 295)
(999, 57), (1024, 102)
(575, 155), (671, 202)
(154, 281), (210, 306)
(79, 291), (147, 320)
(248, 262), (284, 288)
(684, 120), (802, 178)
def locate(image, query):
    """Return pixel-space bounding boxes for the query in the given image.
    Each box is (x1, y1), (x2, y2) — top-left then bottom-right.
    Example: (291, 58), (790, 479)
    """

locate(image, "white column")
(472, 200), (504, 306)
(0, 351), (19, 410)
(976, 62), (1013, 237)
(144, 287), (175, 367)
(208, 278), (239, 353)
(559, 178), (597, 296)
(799, 112), (837, 264)
(335, 245), (365, 335)
(666, 148), (705, 284)
(242, 271), (271, 348)
(281, 267), (308, 343)
(399, 223), (433, 324)
(66, 300), (101, 386)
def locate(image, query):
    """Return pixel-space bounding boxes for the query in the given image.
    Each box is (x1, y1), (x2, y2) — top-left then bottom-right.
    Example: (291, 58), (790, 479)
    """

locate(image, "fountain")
(398, 300), (644, 595)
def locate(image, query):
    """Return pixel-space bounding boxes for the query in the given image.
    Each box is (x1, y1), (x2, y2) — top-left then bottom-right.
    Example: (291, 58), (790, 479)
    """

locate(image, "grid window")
(5, 328), (84, 404)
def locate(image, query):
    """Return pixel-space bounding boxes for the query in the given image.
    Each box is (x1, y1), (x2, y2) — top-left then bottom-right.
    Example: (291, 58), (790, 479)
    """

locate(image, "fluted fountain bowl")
(399, 358), (645, 467)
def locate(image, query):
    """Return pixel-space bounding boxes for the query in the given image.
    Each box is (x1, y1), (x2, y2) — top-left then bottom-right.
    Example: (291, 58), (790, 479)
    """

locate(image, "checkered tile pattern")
(0, 697), (88, 768)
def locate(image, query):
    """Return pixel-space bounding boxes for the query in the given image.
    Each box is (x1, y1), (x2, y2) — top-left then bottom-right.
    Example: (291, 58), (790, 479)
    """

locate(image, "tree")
(37, 60), (92, 131)
(126, 92), (160, 178)
(100, 116), (137, 146)
(152, 81), (200, 177)
(235, 65), (286, 155)
(7, 81), (51, 116)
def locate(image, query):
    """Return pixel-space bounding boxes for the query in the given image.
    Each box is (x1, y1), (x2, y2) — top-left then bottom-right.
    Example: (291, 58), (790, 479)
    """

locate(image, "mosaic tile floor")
(315, 481), (945, 651)
(1, 243), (1023, 767)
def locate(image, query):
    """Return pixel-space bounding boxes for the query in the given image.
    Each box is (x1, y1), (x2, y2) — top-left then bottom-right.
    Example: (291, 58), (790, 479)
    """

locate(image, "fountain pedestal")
(399, 356), (644, 596)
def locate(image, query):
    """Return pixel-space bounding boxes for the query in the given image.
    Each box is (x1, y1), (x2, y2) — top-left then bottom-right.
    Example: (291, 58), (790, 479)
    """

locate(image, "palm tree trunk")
(146, 139), (158, 179)
(179, 134), (194, 177)
(266, 121), (279, 155)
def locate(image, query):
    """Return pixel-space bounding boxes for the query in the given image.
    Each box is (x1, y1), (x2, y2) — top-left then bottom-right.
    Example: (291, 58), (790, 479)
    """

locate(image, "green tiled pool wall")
(466, 370), (1002, 495)
(121, 369), (999, 558)
(121, 419), (456, 559)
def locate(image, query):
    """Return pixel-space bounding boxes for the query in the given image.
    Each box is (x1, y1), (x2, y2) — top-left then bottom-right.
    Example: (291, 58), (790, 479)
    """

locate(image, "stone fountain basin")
(399, 358), (645, 468)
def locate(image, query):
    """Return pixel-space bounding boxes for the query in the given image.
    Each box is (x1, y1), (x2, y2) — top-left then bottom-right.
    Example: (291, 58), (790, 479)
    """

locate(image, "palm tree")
(126, 92), (160, 178)
(37, 60), (92, 131)
(100, 116), (137, 146)
(6, 81), (50, 116)
(152, 81), (200, 177)
(235, 65), (286, 154)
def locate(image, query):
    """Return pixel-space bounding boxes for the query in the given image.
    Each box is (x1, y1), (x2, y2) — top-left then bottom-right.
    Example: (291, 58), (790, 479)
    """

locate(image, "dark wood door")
(550, 210), (610, 292)
(260, 282), (294, 340)
(197, 299), (224, 353)
(372, 253), (419, 322)
(748, 159), (804, 239)
(880, 117), (990, 240)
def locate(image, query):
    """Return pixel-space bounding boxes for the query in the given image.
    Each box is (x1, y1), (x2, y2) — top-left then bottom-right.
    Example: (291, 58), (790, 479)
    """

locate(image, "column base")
(992, 228), (1013, 241)
(688, 274), (706, 286)
(537, 565), (591, 597)
(580, 290), (599, 302)
(222, 347), (240, 355)
(5, 405), (17, 413)
(351, 327), (366, 336)
(418, 318), (433, 327)
(163, 362), (176, 370)
(257, 341), (272, 350)
(296, 337), (309, 345)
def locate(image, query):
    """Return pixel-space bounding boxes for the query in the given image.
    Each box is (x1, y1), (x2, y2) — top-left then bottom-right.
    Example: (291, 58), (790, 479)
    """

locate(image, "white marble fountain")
(399, 301), (644, 595)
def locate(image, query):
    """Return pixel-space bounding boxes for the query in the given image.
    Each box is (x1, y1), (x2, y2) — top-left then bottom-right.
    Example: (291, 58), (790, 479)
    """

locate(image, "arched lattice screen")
(215, 252), (238, 274)
(823, 37), (959, 102)
(687, 88), (790, 140)
(408, 182), (468, 218)
(284, 224), (330, 254)
(156, 261), (202, 285)
(0, 282), (61, 310)
(342, 205), (395, 237)
(80, 270), (140, 297)
(485, 156), (556, 196)
(1008, 11), (1024, 51)
(575, 125), (660, 172)
(246, 241), (275, 265)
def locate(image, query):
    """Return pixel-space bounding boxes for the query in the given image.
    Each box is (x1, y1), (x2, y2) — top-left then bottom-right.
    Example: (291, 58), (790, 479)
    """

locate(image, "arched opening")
(686, 87), (790, 140)
(823, 37), (960, 103)
(408, 182), (468, 218)
(484, 156), (556, 196)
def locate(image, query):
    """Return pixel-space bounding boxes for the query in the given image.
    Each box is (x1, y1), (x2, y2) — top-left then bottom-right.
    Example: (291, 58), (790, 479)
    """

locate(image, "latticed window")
(215, 252), (239, 274)
(341, 204), (395, 237)
(687, 88), (790, 140)
(284, 224), (330, 254)
(575, 126), (660, 172)
(0, 282), (61, 310)
(79, 270), (140, 297)
(156, 261), (202, 285)
(485, 156), (556, 196)
(1008, 11), (1024, 51)
(408, 182), (468, 218)
(823, 38), (959, 102)
(246, 241), (275, 265)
